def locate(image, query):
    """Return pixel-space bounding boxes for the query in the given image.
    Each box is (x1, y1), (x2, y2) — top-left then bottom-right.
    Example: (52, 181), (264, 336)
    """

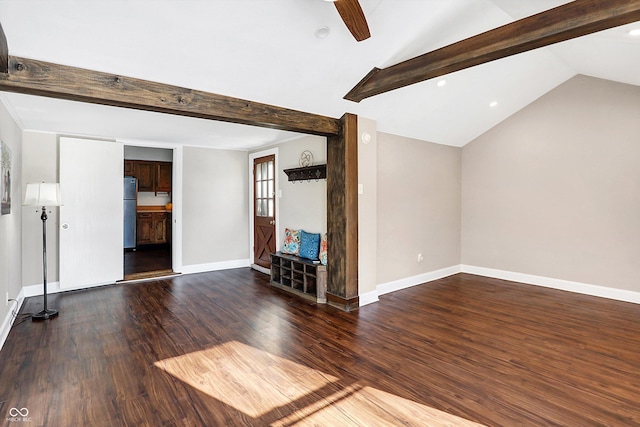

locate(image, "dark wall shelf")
(283, 164), (327, 182)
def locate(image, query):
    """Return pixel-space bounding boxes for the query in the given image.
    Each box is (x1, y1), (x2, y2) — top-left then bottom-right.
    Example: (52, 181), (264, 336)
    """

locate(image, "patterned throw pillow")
(319, 233), (328, 265)
(299, 230), (321, 260)
(281, 228), (300, 255)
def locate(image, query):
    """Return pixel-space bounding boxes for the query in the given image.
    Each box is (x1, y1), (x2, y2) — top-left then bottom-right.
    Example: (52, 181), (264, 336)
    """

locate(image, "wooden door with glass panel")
(254, 155), (276, 269)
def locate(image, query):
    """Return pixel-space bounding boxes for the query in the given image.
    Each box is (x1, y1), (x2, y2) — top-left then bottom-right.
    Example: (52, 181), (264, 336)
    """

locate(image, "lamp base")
(32, 309), (59, 321)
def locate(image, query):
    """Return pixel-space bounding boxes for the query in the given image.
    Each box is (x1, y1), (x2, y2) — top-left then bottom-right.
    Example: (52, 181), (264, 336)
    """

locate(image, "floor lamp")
(23, 182), (63, 321)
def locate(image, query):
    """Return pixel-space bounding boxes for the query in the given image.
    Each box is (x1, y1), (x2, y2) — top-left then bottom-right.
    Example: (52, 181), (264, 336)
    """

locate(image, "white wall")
(462, 75), (640, 292)
(182, 146), (250, 267)
(274, 135), (327, 245)
(0, 100), (23, 328)
(358, 117), (378, 297)
(377, 132), (462, 285)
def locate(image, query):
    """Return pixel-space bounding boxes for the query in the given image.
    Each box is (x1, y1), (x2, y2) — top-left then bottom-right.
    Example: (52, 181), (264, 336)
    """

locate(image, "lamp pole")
(32, 205), (58, 320)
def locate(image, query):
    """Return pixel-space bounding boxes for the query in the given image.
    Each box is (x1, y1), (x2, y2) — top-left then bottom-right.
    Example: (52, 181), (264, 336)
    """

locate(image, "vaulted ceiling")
(1, 0), (639, 149)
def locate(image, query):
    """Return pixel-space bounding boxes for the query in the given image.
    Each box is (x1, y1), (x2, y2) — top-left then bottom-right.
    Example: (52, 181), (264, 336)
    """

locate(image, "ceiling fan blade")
(333, 0), (370, 42)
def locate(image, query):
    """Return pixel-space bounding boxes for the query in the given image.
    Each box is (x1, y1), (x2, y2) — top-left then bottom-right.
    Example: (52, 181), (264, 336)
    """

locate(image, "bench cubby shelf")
(270, 252), (327, 303)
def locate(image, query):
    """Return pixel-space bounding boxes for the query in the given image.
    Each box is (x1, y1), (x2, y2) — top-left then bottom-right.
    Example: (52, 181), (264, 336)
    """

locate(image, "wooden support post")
(326, 113), (359, 311)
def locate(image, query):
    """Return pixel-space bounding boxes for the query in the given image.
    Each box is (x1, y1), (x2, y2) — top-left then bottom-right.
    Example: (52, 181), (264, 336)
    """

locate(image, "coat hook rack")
(283, 164), (327, 183)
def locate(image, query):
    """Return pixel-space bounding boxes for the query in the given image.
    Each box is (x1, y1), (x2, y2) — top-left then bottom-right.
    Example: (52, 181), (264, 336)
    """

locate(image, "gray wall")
(462, 75), (640, 292)
(124, 146), (172, 162)
(276, 135), (327, 240)
(11, 74), (640, 306)
(377, 132), (462, 284)
(21, 135), (252, 280)
(0, 100), (23, 324)
(182, 146), (250, 266)
(21, 131), (58, 287)
(358, 117), (378, 295)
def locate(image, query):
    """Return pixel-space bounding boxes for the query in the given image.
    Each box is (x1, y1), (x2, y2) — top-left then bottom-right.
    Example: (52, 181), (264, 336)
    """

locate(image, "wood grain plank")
(0, 56), (341, 136)
(345, 0), (640, 102)
(326, 113), (359, 308)
(2, 270), (640, 425)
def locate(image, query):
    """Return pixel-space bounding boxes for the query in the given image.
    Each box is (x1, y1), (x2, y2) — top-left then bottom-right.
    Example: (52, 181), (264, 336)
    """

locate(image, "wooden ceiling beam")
(0, 56), (341, 136)
(345, 0), (640, 102)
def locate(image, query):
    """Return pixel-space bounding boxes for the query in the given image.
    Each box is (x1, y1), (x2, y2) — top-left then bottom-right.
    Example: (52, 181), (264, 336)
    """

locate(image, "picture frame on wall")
(1, 140), (12, 215)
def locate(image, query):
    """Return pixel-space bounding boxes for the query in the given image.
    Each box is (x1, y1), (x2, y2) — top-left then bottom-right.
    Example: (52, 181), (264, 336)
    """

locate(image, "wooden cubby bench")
(270, 252), (327, 304)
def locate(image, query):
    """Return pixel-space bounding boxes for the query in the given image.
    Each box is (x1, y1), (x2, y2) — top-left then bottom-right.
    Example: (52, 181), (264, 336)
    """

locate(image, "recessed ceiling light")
(315, 26), (331, 39)
(489, 101), (498, 108)
(437, 79), (447, 87)
(629, 28), (640, 37)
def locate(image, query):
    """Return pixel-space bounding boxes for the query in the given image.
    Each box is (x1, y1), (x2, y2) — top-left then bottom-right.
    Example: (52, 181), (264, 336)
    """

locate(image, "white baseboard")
(360, 265), (461, 307)
(461, 265), (640, 304)
(358, 290), (379, 307)
(251, 264), (270, 275)
(23, 282), (60, 298)
(22, 259), (250, 297)
(378, 265), (462, 296)
(181, 258), (251, 275)
(0, 288), (25, 353)
(360, 264), (640, 307)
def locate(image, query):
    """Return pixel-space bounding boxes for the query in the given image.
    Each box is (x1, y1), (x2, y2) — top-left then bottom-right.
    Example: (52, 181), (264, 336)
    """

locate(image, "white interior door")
(59, 137), (123, 289)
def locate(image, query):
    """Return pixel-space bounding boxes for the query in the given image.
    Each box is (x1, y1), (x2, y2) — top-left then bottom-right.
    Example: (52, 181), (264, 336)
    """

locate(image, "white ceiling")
(0, 0), (639, 149)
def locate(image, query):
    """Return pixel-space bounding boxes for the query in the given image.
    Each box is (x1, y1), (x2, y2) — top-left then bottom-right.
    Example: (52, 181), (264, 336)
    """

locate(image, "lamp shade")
(23, 183), (63, 207)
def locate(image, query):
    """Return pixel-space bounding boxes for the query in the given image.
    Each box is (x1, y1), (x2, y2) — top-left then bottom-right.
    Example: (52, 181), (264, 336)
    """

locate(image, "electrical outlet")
(417, 253), (424, 263)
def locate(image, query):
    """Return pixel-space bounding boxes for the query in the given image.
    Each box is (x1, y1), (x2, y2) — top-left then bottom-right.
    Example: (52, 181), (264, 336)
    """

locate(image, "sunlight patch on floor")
(154, 341), (338, 418)
(155, 340), (486, 426)
(272, 383), (487, 426)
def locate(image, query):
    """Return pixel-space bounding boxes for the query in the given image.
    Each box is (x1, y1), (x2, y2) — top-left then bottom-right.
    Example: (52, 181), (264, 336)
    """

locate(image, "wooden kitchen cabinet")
(156, 162), (172, 193)
(154, 212), (168, 243)
(124, 160), (136, 176)
(125, 160), (172, 193)
(137, 212), (168, 245)
(136, 161), (156, 192)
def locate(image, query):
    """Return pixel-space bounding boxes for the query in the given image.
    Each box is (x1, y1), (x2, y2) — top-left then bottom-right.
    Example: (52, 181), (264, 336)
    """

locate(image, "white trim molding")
(360, 265), (461, 307)
(0, 288), (25, 353)
(360, 264), (640, 307)
(251, 264), (270, 275)
(22, 280), (119, 297)
(181, 259), (251, 275)
(358, 290), (380, 307)
(461, 265), (640, 304)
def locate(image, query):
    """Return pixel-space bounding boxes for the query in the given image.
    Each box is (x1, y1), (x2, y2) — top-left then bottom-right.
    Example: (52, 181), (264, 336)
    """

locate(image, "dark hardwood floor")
(1, 271), (639, 426)
(124, 244), (172, 277)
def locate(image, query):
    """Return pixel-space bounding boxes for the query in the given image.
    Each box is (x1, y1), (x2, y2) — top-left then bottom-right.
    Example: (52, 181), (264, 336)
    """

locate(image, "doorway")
(250, 149), (278, 274)
(253, 155), (277, 270)
(123, 146), (174, 280)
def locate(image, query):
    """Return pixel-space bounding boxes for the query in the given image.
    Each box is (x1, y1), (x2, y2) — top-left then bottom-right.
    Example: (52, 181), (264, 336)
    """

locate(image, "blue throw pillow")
(299, 230), (321, 260)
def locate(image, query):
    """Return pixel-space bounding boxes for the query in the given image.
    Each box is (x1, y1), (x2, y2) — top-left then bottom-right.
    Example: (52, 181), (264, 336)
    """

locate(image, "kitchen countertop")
(137, 205), (172, 213)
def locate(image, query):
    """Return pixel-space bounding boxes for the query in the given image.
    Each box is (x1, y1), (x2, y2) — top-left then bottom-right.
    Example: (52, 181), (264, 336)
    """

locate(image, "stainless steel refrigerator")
(123, 177), (137, 249)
